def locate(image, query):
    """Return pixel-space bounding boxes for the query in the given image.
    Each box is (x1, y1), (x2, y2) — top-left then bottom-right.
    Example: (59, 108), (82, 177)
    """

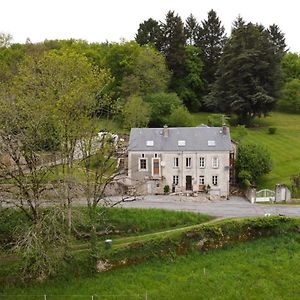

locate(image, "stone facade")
(128, 150), (231, 197)
(128, 126), (233, 197)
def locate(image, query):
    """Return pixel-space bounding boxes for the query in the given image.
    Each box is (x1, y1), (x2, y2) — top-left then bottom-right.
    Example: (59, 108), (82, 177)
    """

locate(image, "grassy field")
(236, 112), (300, 189)
(74, 207), (213, 238)
(193, 111), (300, 190)
(2, 233), (300, 299)
(0, 207), (212, 246)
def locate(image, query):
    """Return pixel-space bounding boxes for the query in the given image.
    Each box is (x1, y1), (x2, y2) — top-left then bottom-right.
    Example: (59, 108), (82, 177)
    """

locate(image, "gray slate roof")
(129, 126), (231, 152)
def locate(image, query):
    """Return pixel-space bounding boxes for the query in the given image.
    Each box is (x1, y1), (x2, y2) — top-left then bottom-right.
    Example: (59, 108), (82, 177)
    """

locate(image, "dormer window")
(178, 140), (186, 146)
(146, 140), (154, 146)
(208, 140), (216, 147)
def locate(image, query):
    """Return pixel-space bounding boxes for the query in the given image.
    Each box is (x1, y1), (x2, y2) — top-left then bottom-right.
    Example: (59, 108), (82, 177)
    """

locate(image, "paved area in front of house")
(107, 195), (300, 218)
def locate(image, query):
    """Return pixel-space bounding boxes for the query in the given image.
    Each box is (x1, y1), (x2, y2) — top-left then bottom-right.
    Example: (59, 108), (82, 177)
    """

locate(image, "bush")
(277, 79), (300, 113)
(166, 106), (193, 127)
(164, 185), (170, 194)
(238, 170), (252, 188)
(232, 125), (248, 142)
(144, 92), (182, 127)
(207, 114), (229, 127)
(236, 143), (272, 185)
(122, 95), (150, 130)
(268, 127), (277, 134)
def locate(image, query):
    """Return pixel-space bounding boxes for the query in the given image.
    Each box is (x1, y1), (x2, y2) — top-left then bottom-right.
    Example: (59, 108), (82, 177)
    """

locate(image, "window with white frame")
(199, 175), (205, 185)
(139, 158), (147, 170)
(212, 157), (219, 168)
(173, 175), (179, 185)
(199, 157), (205, 168)
(173, 157), (179, 167)
(186, 157), (192, 168)
(212, 175), (218, 186)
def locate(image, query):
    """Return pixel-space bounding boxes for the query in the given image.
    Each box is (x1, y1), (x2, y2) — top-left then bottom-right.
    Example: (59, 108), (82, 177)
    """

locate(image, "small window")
(141, 153), (145, 158)
(154, 153), (158, 158)
(173, 175), (179, 186)
(208, 140), (216, 147)
(146, 140), (154, 146)
(212, 175), (218, 186)
(140, 159), (147, 170)
(178, 140), (186, 146)
(186, 157), (191, 168)
(174, 157), (179, 167)
(199, 176), (205, 185)
(212, 157), (219, 168)
(199, 157), (205, 168)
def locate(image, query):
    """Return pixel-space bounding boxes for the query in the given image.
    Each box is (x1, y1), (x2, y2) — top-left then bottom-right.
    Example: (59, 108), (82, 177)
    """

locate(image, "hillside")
(192, 112), (300, 190)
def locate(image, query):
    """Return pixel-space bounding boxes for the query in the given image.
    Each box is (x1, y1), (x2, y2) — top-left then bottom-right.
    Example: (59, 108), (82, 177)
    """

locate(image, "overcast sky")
(1, 0), (299, 53)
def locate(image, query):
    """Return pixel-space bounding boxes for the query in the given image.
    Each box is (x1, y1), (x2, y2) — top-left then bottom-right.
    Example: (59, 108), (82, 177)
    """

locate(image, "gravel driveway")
(109, 195), (300, 218)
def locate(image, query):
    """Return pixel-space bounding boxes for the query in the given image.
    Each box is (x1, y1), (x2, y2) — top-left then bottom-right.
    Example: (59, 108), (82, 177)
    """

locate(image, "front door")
(153, 159), (160, 176)
(186, 176), (192, 191)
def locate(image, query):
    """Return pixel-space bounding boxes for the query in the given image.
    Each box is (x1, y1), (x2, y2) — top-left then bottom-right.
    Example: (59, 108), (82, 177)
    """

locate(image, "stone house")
(128, 125), (235, 197)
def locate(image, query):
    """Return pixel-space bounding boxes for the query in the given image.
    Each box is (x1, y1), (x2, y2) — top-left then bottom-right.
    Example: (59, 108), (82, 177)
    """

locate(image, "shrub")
(232, 125), (248, 142)
(166, 106), (194, 127)
(277, 79), (300, 113)
(268, 127), (277, 134)
(236, 143), (272, 185)
(207, 114), (229, 127)
(238, 170), (252, 188)
(122, 95), (150, 130)
(144, 92), (182, 127)
(164, 185), (170, 194)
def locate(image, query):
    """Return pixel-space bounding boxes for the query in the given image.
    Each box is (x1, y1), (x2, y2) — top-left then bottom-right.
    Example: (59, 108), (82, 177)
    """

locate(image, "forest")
(0, 9), (299, 137)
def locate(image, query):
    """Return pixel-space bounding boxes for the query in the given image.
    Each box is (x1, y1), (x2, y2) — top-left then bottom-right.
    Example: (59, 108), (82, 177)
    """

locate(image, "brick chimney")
(222, 124), (227, 135)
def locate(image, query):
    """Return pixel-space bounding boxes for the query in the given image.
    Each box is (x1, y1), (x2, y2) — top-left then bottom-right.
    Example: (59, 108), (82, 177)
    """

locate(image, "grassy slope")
(2, 233), (300, 299)
(74, 207), (212, 237)
(0, 207), (212, 246)
(237, 112), (300, 189)
(193, 112), (300, 190)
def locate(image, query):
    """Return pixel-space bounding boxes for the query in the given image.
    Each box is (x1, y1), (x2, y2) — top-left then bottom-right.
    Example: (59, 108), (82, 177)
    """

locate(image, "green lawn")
(2, 233), (300, 299)
(232, 112), (300, 189)
(193, 111), (300, 190)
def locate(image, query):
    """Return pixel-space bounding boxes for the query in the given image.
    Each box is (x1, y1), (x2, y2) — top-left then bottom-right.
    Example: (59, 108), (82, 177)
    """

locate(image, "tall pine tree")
(135, 18), (162, 50)
(267, 24), (287, 58)
(184, 14), (200, 45)
(160, 11), (187, 91)
(205, 21), (283, 124)
(196, 9), (226, 86)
